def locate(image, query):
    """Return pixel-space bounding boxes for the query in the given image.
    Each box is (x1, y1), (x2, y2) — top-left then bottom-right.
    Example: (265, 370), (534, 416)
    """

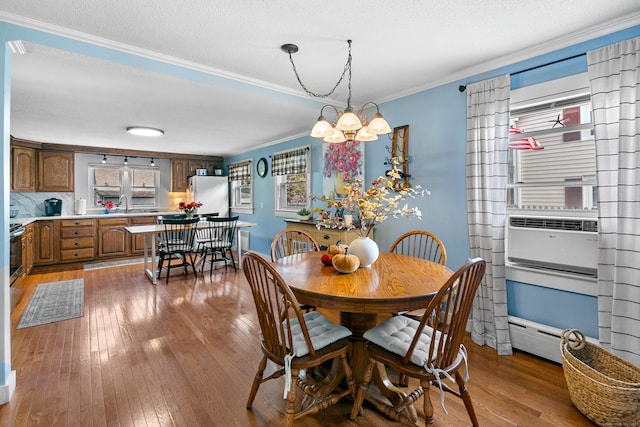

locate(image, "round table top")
(272, 252), (453, 314)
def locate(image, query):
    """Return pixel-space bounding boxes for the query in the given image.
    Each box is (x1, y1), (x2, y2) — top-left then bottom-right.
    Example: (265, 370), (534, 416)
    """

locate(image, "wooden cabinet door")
(98, 218), (130, 258)
(34, 220), (57, 265)
(130, 216), (157, 255)
(37, 151), (74, 192)
(187, 160), (206, 176)
(11, 146), (36, 192)
(171, 159), (188, 192)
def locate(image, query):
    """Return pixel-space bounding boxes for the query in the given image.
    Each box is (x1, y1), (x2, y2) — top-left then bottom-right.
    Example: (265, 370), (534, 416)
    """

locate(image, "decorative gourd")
(328, 240), (347, 255)
(332, 252), (360, 273)
(321, 253), (334, 266)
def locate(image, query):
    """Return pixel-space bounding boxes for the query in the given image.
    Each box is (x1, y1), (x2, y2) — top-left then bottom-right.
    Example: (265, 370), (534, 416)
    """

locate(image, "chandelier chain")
(287, 40), (352, 100)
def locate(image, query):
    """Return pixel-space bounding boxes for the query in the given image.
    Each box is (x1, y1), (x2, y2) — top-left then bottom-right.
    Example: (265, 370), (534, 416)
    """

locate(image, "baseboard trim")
(0, 370), (16, 404)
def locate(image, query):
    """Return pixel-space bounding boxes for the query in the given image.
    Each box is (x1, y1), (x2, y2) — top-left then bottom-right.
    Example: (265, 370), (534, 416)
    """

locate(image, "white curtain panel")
(465, 75), (513, 355)
(587, 36), (640, 365)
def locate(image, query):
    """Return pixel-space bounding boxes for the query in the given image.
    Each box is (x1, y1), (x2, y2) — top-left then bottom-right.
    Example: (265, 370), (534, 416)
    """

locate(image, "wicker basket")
(561, 329), (640, 426)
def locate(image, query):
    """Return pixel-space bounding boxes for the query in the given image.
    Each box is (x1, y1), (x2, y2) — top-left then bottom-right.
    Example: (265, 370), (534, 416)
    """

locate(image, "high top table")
(271, 251), (452, 419)
(125, 220), (256, 284)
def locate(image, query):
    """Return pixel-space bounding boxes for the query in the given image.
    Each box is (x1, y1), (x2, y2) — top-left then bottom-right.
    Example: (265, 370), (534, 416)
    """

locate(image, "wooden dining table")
(271, 251), (453, 415)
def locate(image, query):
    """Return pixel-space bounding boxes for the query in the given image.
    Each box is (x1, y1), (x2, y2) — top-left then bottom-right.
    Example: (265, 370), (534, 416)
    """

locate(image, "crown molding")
(0, 12), (315, 102)
(379, 13), (640, 104)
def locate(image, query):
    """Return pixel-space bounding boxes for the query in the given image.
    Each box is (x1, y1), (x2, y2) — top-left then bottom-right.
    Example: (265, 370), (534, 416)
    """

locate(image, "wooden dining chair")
(242, 252), (356, 427)
(350, 257), (486, 426)
(195, 215), (239, 273)
(271, 228), (321, 312)
(389, 230), (447, 266)
(270, 228), (320, 261)
(157, 217), (200, 283)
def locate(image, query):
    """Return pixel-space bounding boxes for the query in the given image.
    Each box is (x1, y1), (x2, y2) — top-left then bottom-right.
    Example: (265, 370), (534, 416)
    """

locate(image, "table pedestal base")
(340, 312), (418, 422)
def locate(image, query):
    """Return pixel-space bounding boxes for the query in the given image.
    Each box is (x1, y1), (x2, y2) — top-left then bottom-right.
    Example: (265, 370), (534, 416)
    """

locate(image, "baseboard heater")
(508, 316), (598, 364)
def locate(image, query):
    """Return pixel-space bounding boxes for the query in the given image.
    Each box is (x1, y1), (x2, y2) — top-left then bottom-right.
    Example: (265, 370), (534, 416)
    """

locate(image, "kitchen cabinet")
(188, 160), (220, 176)
(98, 218), (130, 258)
(129, 216), (157, 255)
(285, 220), (371, 251)
(37, 150), (74, 192)
(34, 220), (57, 265)
(59, 218), (96, 263)
(11, 146), (36, 192)
(171, 159), (188, 192)
(21, 223), (34, 276)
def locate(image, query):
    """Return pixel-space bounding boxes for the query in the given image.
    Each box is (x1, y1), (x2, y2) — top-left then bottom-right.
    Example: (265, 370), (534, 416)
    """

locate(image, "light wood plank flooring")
(1, 261), (596, 426)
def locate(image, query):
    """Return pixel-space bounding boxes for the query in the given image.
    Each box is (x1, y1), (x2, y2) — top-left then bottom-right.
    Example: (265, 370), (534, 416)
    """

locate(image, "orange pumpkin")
(332, 253), (360, 273)
(328, 240), (347, 255)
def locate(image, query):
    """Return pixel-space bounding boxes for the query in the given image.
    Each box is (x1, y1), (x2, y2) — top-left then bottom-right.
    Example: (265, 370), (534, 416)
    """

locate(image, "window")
(90, 163), (158, 209)
(229, 159), (253, 214)
(272, 146), (310, 217)
(508, 73), (596, 211)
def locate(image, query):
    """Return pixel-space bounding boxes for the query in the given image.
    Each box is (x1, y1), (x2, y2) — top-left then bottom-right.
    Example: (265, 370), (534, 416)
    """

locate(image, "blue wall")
(226, 25), (640, 338)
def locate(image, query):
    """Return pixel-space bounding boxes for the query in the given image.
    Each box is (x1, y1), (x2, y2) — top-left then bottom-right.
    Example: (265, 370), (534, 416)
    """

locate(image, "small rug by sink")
(17, 279), (84, 329)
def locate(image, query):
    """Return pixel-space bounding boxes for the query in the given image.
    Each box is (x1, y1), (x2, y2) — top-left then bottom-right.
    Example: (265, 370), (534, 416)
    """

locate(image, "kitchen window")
(90, 163), (158, 209)
(229, 159), (253, 214)
(508, 73), (596, 211)
(272, 146), (310, 217)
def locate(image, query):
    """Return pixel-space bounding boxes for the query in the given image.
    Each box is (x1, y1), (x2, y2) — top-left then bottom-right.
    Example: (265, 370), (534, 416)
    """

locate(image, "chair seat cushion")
(363, 315), (442, 367)
(285, 311), (351, 357)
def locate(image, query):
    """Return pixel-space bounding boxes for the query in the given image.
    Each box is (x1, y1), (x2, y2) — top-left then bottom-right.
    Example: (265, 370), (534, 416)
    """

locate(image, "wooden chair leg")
(350, 357), (376, 420)
(246, 356), (267, 409)
(285, 368), (299, 427)
(421, 379), (434, 424)
(455, 371), (479, 427)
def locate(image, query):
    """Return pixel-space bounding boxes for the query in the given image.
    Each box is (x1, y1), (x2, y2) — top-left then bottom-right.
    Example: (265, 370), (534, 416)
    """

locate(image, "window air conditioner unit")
(506, 216), (598, 277)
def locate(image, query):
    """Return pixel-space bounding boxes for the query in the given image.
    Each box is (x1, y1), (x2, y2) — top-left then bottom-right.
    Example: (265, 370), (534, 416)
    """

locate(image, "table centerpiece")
(314, 162), (428, 267)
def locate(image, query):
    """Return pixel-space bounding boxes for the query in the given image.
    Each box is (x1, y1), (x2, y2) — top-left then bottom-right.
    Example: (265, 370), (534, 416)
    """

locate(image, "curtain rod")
(458, 53), (586, 93)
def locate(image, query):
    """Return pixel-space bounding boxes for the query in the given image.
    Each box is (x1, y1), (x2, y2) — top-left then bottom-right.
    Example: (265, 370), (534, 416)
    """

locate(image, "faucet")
(118, 194), (130, 213)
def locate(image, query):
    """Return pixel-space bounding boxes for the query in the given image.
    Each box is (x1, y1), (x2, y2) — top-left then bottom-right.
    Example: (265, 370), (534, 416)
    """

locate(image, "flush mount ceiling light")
(126, 126), (164, 137)
(282, 40), (391, 143)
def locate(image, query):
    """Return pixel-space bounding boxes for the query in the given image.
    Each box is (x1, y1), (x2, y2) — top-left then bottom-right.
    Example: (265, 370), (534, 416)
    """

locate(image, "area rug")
(84, 258), (145, 270)
(17, 279), (84, 329)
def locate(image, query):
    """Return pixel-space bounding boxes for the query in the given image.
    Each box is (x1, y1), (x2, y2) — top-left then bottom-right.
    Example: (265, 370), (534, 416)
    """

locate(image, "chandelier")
(281, 40), (391, 143)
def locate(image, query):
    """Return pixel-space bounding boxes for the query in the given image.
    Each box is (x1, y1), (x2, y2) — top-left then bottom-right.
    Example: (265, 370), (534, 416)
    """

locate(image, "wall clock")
(256, 157), (268, 178)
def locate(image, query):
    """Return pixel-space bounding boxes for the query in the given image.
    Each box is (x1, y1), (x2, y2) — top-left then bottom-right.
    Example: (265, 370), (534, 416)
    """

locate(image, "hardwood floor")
(1, 261), (596, 426)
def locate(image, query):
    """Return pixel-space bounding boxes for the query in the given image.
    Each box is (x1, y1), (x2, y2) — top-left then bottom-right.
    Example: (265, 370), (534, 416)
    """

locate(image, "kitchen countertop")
(11, 211), (182, 226)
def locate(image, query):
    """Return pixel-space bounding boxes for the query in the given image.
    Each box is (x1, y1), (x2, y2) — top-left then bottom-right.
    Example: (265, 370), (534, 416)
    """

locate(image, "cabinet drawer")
(59, 248), (95, 262)
(130, 216), (156, 225)
(314, 228), (345, 245)
(60, 227), (95, 238)
(60, 237), (95, 250)
(60, 219), (95, 227)
(98, 218), (129, 226)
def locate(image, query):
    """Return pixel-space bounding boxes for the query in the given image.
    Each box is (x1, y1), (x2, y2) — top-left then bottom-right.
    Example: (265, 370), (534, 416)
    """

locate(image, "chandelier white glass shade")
(282, 40), (391, 143)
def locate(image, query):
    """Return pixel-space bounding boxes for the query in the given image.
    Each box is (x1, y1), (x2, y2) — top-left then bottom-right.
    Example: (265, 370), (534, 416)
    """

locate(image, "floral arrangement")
(315, 163), (428, 237)
(324, 141), (363, 181)
(97, 199), (115, 211)
(178, 201), (202, 215)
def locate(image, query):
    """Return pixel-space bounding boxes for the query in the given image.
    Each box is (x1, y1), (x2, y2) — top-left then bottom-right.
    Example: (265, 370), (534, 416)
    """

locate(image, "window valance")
(228, 160), (252, 181)
(271, 148), (307, 176)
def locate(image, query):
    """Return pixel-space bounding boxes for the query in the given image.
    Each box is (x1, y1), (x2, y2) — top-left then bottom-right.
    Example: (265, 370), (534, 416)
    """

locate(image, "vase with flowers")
(323, 141), (363, 195)
(315, 162), (428, 267)
(97, 199), (115, 214)
(179, 201), (203, 218)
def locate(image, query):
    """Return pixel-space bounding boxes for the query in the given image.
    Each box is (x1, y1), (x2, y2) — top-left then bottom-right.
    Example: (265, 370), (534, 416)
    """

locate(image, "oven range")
(9, 223), (25, 286)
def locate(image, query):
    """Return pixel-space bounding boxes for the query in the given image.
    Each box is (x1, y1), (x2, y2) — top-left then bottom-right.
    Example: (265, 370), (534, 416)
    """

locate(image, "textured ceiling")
(2, 1), (640, 156)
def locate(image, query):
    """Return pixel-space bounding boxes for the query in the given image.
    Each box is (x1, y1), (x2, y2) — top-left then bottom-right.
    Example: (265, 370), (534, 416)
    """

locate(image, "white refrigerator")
(187, 175), (229, 217)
